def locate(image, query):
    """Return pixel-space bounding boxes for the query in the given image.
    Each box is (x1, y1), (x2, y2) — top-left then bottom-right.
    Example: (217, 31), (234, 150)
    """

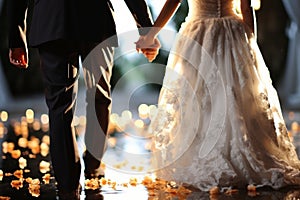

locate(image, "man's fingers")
(9, 48), (28, 68)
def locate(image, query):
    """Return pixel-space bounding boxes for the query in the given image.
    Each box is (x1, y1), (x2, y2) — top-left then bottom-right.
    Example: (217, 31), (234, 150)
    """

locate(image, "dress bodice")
(187, 0), (237, 19)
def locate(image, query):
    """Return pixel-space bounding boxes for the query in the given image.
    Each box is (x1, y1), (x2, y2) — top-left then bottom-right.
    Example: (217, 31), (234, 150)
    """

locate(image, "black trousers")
(38, 40), (114, 191)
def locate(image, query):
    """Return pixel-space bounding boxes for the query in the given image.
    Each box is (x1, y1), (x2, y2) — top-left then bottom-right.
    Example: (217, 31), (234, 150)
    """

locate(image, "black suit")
(8, 0), (153, 193)
(8, 0), (152, 47)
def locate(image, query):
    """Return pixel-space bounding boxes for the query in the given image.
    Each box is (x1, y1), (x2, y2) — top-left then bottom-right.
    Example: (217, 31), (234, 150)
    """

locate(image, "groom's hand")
(9, 47), (28, 68)
(136, 37), (161, 62)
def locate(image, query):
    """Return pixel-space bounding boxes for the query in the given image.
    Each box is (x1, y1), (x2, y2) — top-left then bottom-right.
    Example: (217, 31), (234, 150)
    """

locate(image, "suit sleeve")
(123, 0), (153, 35)
(7, 0), (28, 48)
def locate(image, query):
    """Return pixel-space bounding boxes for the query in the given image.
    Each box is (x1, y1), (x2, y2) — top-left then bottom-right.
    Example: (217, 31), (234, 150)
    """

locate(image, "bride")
(136, 0), (300, 191)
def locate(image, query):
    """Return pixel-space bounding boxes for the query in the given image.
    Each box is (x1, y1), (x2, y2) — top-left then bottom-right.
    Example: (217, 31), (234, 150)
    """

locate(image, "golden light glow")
(108, 137), (117, 148)
(42, 174), (51, 184)
(110, 113), (119, 125)
(40, 142), (49, 157)
(19, 157), (27, 169)
(28, 138), (40, 154)
(11, 180), (23, 190)
(39, 161), (50, 173)
(121, 110), (132, 123)
(32, 120), (41, 131)
(28, 179), (41, 197)
(0, 111), (8, 122)
(25, 109), (34, 123)
(11, 149), (21, 159)
(18, 137), (28, 148)
(149, 105), (158, 120)
(288, 112), (295, 121)
(251, 0), (261, 10)
(233, 0), (241, 15)
(40, 114), (49, 125)
(291, 122), (299, 132)
(7, 142), (15, 154)
(0, 123), (7, 138)
(42, 135), (50, 145)
(138, 104), (149, 119)
(0, 169), (3, 181)
(134, 119), (144, 129)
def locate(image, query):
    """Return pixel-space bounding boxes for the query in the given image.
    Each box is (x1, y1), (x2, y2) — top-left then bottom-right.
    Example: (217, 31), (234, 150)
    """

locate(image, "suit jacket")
(8, 0), (153, 47)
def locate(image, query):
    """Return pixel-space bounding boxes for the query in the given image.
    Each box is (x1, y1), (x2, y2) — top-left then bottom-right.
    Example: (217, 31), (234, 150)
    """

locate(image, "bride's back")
(188, 0), (237, 19)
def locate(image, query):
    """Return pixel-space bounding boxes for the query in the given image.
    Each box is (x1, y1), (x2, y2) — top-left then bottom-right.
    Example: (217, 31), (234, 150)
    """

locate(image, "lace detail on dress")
(150, 0), (300, 191)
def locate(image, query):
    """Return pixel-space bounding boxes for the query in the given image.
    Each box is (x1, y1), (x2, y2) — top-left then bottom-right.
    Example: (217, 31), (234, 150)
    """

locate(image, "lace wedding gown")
(149, 0), (300, 191)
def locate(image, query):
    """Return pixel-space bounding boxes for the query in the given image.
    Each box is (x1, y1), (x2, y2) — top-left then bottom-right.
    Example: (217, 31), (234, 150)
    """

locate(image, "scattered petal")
(28, 179), (40, 197)
(19, 157), (27, 169)
(13, 170), (23, 179)
(18, 138), (28, 148)
(11, 150), (21, 159)
(11, 179), (23, 190)
(42, 174), (51, 184)
(39, 161), (50, 173)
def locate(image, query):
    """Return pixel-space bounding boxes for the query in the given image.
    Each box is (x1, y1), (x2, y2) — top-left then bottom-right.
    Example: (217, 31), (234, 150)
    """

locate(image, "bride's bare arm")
(137, 0), (181, 45)
(146, 0), (181, 39)
(241, 0), (254, 33)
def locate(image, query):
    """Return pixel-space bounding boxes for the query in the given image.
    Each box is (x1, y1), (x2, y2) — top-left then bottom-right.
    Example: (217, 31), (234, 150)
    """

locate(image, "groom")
(8, 0), (160, 199)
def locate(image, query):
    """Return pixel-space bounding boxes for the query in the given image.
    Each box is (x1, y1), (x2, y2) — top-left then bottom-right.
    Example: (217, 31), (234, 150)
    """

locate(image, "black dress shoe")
(57, 185), (81, 200)
(57, 190), (80, 200)
(85, 192), (104, 200)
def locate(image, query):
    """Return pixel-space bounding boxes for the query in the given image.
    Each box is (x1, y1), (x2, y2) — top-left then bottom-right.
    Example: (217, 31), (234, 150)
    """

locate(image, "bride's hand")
(136, 35), (155, 50)
(136, 36), (161, 62)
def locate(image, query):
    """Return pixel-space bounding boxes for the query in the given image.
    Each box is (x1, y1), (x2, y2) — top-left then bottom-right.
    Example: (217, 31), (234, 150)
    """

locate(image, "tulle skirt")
(149, 16), (300, 191)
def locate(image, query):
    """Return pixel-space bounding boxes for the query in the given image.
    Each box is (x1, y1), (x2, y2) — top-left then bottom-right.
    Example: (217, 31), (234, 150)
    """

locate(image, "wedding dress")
(149, 0), (300, 191)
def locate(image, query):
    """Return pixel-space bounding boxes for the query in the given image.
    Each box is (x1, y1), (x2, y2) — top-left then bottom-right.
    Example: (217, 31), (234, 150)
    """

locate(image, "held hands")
(9, 47), (28, 68)
(136, 36), (161, 62)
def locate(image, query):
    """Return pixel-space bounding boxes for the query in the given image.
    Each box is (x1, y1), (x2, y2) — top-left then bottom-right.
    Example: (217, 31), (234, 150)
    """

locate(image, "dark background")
(0, 0), (289, 98)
